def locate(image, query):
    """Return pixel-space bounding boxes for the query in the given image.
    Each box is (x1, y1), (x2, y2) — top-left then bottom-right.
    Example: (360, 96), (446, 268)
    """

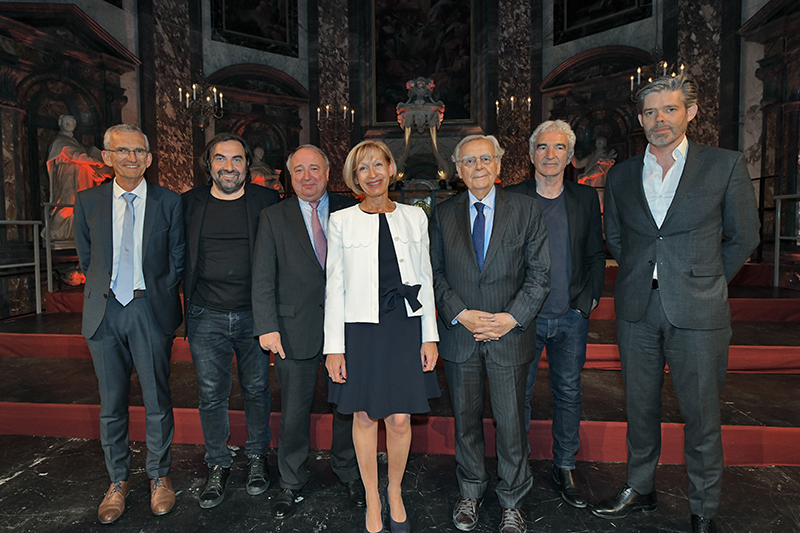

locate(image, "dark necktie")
(310, 200), (327, 267)
(115, 192), (136, 305)
(472, 202), (485, 271)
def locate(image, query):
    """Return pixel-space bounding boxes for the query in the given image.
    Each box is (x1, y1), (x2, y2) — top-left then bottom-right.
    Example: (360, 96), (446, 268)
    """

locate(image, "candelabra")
(176, 71), (223, 129)
(316, 104), (355, 139)
(629, 47), (686, 99)
(495, 96), (531, 136)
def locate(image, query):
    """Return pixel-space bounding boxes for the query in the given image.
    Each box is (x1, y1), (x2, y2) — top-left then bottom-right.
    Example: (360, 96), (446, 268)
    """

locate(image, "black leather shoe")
(345, 478), (366, 507)
(692, 515), (716, 533)
(591, 484), (657, 519)
(246, 454), (268, 496)
(273, 488), (297, 519)
(198, 465), (230, 509)
(553, 466), (587, 508)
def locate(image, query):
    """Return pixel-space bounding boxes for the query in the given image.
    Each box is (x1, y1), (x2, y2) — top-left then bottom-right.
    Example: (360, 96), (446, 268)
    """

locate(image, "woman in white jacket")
(325, 140), (439, 533)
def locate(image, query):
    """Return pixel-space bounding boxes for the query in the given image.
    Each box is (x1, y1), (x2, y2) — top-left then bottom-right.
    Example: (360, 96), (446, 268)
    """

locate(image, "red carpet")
(1, 402), (796, 467)
(2, 332), (798, 373)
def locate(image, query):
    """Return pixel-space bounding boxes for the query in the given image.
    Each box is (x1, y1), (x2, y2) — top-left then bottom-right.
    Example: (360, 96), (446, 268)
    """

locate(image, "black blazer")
(251, 193), (357, 360)
(181, 183), (280, 327)
(429, 187), (550, 366)
(74, 180), (185, 338)
(604, 141), (760, 329)
(504, 179), (605, 318)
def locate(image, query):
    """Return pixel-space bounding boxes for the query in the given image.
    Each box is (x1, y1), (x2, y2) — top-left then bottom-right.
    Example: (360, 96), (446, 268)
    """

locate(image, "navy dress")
(329, 213), (440, 419)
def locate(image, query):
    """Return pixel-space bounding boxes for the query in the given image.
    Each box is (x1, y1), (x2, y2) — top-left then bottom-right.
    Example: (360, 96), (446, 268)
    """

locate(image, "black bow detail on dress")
(380, 284), (422, 313)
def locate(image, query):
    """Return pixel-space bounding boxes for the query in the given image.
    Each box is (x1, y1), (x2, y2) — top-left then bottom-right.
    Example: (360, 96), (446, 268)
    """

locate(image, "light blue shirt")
(111, 178), (147, 291)
(298, 192), (329, 256)
(468, 185), (497, 258)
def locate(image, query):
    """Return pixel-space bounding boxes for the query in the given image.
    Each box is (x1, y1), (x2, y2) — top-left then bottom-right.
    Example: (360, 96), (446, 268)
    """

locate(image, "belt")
(110, 289), (147, 299)
(651, 279), (659, 290)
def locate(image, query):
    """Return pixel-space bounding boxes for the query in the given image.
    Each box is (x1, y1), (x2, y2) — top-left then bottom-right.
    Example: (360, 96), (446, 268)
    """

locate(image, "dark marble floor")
(0, 435), (797, 533)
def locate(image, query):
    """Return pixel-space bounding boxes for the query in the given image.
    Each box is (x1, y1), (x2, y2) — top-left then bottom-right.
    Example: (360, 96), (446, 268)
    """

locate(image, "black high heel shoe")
(384, 486), (410, 533)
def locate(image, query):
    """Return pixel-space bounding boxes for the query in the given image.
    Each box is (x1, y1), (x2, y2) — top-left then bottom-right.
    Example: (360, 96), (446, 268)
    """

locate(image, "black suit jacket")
(181, 183), (280, 328)
(251, 193), (357, 360)
(604, 141), (760, 329)
(74, 179), (185, 338)
(430, 187), (550, 366)
(505, 179), (605, 318)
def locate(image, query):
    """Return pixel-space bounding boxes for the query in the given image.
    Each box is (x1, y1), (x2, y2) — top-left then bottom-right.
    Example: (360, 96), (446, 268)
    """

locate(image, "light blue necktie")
(115, 192), (136, 306)
(472, 202), (485, 271)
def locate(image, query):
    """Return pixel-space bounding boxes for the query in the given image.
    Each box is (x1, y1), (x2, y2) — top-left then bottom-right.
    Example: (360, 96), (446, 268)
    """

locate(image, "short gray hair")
(635, 73), (698, 114)
(103, 124), (150, 152)
(286, 144), (330, 173)
(529, 120), (576, 155)
(452, 134), (506, 165)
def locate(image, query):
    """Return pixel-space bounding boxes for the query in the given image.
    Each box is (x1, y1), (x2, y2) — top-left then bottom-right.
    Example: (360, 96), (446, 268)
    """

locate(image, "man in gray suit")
(430, 135), (550, 533)
(251, 145), (363, 520)
(592, 75), (759, 533)
(74, 124), (184, 524)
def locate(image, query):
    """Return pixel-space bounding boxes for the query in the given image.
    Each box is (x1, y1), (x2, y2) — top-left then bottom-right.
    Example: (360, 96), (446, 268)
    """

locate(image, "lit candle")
(630, 76), (634, 92)
(213, 87), (218, 104)
(527, 96), (531, 112)
(178, 87), (182, 102)
(637, 67), (641, 85)
(219, 92), (223, 109)
(343, 105), (347, 120)
(350, 109), (355, 123)
(662, 61), (667, 76)
(495, 100), (500, 115)
(185, 93), (189, 108)
(510, 96), (515, 111)
(317, 107), (321, 121)
(325, 105), (330, 119)
(680, 64), (685, 74)
(648, 77), (652, 83)
(192, 84), (197, 100)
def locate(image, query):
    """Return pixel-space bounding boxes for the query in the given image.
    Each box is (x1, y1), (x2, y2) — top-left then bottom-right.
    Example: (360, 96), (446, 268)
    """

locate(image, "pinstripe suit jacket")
(429, 187), (551, 366)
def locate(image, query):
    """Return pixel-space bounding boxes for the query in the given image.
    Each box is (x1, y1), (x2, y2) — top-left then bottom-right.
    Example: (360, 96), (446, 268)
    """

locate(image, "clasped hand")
(457, 310), (517, 341)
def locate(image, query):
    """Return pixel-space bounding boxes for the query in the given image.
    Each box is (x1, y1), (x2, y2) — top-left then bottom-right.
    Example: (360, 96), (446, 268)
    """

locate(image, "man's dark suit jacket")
(604, 141), (760, 329)
(429, 188), (551, 366)
(181, 183), (280, 329)
(74, 180), (185, 338)
(505, 179), (605, 318)
(251, 193), (357, 360)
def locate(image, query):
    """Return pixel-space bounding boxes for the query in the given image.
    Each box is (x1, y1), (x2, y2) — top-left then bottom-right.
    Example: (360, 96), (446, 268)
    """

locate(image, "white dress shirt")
(468, 185), (496, 258)
(643, 135), (688, 280)
(111, 178), (147, 291)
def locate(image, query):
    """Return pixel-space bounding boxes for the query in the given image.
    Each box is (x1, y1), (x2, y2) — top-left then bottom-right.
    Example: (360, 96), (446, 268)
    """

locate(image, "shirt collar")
(645, 135), (689, 163)
(297, 191), (329, 210)
(113, 177), (147, 199)
(468, 185), (496, 210)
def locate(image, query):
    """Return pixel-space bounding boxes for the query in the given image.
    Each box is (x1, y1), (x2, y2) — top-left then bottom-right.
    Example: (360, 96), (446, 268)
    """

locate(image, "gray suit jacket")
(604, 141), (760, 329)
(251, 193), (357, 360)
(74, 180), (185, 338)
(505, 179), (606, 318)
(430, 187), (551, 366)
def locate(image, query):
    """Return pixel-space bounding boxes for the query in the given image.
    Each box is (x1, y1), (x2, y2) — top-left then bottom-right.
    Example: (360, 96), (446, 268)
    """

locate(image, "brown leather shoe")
(98, 481), (129, 524)
(150, 476), (176, 516)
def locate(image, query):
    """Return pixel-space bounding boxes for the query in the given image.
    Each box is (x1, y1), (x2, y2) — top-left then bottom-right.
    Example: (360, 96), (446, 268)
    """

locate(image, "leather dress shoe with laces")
(452, 497), (481, 531)
(98, 480), (129, 524)
(692, 515), (716, 533)
(150, 476), (176, 516)
(553, 466), (587, 508)
(274, 488), (298, 519)
(591, 484), (657, 519)
(499, 508), (526, 533)
(246, 455), (268, 496)
(345, 478), (366, 507)
(199, 465), (230, 509)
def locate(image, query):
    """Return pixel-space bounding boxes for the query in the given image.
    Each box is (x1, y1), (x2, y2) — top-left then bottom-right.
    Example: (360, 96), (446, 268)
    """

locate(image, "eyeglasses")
(459, 154), (496, 168)
(110, 148), (148, 158)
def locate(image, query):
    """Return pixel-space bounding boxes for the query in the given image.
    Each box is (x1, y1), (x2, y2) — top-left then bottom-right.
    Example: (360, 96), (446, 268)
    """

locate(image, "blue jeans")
(524, 309), (589, 469)
(187, 305), (271, 467)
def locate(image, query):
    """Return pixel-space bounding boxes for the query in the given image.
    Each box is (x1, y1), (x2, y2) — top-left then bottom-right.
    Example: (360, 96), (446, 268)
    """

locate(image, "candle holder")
(176, 70), (223, 129)
(495, 96), (531, 136)
(629, 47), (686, 100)
(316, 103), (355, 139)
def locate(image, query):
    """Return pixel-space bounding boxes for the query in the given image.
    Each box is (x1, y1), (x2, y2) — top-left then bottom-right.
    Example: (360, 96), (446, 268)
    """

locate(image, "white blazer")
(323, 202), (439, 354)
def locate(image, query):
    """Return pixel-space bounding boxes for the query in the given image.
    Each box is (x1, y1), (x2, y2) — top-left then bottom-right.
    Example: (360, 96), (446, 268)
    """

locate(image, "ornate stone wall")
(496, 0), (532, 185)
(153, 0), (193, 192)
(679, 0), (723, 146)
(318, 0), (350, 193)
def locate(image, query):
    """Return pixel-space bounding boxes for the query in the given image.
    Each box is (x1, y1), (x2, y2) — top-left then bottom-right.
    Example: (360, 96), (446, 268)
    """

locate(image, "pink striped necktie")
(310, 200), (327, 267)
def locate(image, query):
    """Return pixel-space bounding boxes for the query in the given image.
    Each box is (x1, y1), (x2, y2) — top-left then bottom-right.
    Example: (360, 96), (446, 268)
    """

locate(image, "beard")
(645, 123), (685, 148)
(212, 170), (246, 194)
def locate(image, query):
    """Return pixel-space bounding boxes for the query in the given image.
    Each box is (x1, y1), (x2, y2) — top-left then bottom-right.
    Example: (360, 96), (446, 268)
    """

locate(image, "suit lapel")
(455, 192), (479, 270)
(630, 154), (659, 229)
(287, 197), (321, 269)
(244, 185), (260, 247)
(187, 189), (208, 276)
(101, 183), (114, 271)
(564, 182), (579, 259)
(482, 187), (508, 272)
(142, 182), (159, 259)
(661, 141), (701, 228)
